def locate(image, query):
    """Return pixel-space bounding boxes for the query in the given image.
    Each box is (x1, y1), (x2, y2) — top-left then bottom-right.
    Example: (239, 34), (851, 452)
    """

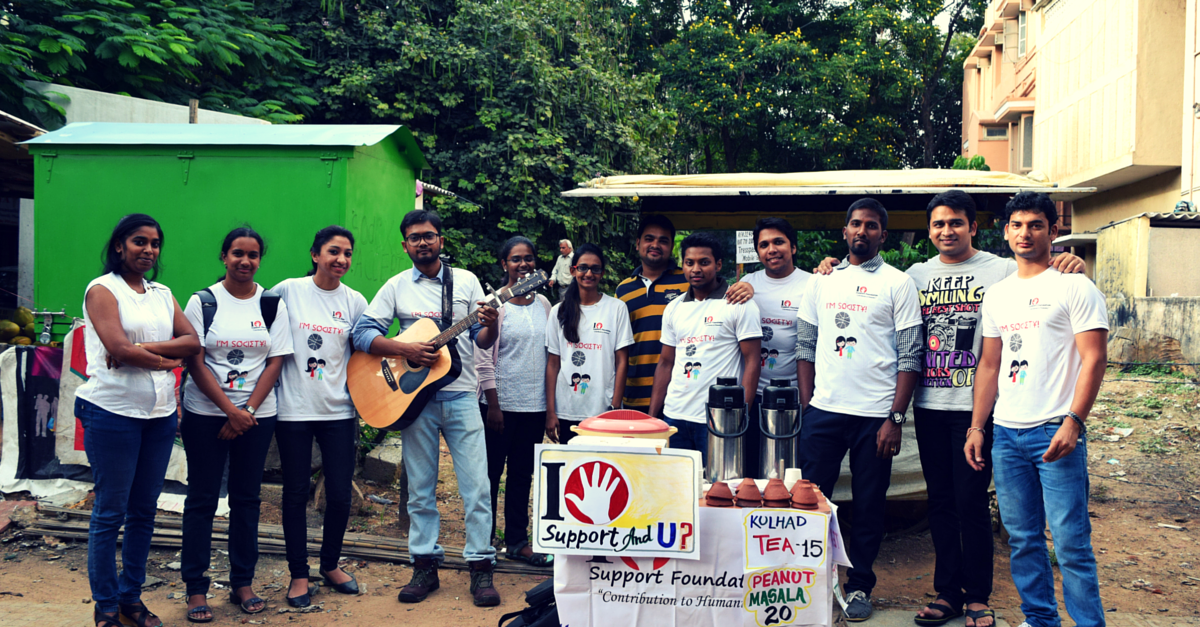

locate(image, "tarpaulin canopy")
(563, 168), (1097, 230)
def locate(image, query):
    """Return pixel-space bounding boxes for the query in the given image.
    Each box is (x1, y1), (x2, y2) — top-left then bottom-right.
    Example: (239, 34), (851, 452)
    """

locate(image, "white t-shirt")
(981, 268), (1109, 429)
(743, 269), (811, 395)
(546, 295), (635, 420)
(182, 283), (294, 417)
(358, 266), (486, 394)
(661, 291), (762, 423)
(77, 273), (178, 419)
(271, 277), (368, 421)
(798, 262), (923, 418)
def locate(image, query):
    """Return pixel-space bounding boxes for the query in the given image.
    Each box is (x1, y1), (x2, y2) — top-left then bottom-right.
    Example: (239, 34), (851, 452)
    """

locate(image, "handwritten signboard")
(533, 444), (701, 558)
(736, 230), (757, 264)
(555, 506), (850, 626)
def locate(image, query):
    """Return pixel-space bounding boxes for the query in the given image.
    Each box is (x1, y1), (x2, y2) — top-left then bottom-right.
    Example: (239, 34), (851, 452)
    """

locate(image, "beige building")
(963, 0), (1200, 362)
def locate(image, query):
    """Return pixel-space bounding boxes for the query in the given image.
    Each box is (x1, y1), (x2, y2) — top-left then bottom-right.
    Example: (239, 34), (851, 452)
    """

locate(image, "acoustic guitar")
(348, 269), (549, 430)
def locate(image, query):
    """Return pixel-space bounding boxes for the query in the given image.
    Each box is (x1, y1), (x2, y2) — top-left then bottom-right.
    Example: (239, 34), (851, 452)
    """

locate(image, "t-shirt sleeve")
(613, 302), (635, 351)
(350, 290), (369, 324)
(270, 278), (290, 300)
(183, 294), (204, 347)
(734, 301), (763, 341)
(1068, 278), (1109, 334)
(798, 277), (819, 326)
(981, 290), (1001, 338)
(267, 299), (295, 358)
(659, 301), (678, 347)
(359, 278), (397, 326)
(545, 305), (563, 356)
(892, 276), (923, 331)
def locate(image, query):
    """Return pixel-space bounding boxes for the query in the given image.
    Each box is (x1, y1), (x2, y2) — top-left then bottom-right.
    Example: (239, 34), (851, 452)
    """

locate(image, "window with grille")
(1018, 12), (1027, 58)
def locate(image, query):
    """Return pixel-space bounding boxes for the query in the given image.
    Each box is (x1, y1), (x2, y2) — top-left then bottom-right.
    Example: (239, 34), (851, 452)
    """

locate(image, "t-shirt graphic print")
(546, 295), (635, 420)
(906, 251), (1016, 411)
(981, 268), (1108, 429)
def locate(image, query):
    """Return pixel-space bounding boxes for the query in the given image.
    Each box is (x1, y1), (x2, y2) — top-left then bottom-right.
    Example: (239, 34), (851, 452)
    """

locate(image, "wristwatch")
(246, 405), (257, 417)
(889, 411), (907, 425)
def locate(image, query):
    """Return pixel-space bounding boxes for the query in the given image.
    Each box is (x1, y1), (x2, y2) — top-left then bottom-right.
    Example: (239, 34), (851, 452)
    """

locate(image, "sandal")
(186, 602), (214, 624)
(966, 608), (996, 627)
(94, 608), (122, 627)
(229, 590), (266, 615)
(118, 601), (162, 627)
(505, 542), (554, 567)
(914, 601), (963, 626)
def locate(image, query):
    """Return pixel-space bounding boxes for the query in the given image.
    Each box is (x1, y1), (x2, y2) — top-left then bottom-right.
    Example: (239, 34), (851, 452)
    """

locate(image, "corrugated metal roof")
(1097, 211), (1200, 231)
(22, 122), (404, 148)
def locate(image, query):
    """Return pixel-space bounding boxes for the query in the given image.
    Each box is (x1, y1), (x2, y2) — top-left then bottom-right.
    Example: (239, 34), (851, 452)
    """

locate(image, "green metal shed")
(23, 123), (428, 321)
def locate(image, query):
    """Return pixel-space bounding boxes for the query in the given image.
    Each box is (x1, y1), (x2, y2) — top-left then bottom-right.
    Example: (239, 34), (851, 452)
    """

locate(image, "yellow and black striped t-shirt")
(615, 266), (689, 408)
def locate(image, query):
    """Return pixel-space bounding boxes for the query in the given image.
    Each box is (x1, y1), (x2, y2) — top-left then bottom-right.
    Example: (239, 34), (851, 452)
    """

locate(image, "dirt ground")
(2, 370), (1200, 625)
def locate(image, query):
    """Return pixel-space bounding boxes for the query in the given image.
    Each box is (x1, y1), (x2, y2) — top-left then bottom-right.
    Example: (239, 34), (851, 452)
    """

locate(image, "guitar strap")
(439, 261), (454, 332)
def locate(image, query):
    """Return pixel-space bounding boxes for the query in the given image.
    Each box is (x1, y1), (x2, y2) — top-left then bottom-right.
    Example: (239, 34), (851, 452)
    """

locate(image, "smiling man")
(966, 192), (1108, 627)
(740, 217), (812, 478)
(796, 198), (923, 622)
(351, 210), (502, 608)
(649, 232), (761, 463)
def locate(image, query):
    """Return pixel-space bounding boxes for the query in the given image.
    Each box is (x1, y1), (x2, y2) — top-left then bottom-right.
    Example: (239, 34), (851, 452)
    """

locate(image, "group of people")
(77, 189), (1107, 627)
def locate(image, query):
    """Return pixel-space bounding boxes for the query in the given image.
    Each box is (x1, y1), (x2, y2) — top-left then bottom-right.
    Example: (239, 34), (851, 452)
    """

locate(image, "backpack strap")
(196, 288), (218, 338)
(260, 289), (281, 329)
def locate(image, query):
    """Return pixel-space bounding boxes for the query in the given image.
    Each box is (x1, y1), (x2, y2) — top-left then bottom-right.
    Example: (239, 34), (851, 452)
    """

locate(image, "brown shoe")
(468, 559), (501, 607)
(397, 557), (439, 603)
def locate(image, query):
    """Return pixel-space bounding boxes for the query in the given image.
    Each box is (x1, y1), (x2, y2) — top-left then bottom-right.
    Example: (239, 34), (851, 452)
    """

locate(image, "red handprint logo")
(564, 460), (631, 525)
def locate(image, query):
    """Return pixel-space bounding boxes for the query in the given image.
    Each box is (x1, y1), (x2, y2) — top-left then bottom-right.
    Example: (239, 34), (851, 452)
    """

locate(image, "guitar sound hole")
(406, 359), (424, 371)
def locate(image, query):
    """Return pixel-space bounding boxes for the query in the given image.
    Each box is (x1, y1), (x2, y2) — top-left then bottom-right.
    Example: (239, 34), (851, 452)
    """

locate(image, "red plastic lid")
(576, 409), (673, 434)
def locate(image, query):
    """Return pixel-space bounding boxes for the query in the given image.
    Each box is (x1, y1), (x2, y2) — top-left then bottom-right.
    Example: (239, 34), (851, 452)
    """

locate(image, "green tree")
(0, 0), (317, 127)
(260, 0), (674, 284)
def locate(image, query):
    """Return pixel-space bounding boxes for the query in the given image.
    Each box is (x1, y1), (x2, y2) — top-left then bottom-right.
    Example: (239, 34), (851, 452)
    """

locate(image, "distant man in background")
(967, 192), (1108, 627)
(550, 239), (573, 301)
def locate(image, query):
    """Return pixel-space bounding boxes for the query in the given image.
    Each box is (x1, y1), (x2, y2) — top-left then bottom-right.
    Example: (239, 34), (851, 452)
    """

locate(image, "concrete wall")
(1109, 296), (1200, 364)
(1095, 215), (1150, 300)
(27, 83), (269, 126)
(1072, 169), (1183, 231)
(1147, 227), (1200, 296)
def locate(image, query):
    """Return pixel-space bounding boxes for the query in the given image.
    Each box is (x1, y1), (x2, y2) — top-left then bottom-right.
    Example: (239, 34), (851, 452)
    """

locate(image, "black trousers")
(914, 407), (994, 607)
(275, 418), (358, 579)
(481, 404), (546, 548)
(799, 406), (891, 596)
(180, 411), (276, 596)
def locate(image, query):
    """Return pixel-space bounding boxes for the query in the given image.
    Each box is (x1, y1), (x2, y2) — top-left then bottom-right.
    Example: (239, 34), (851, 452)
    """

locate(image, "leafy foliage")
(0, 0), (318, 127)
(259, 0), (674, 284)
(621, 0), (984, 172)
(953, 154), (991, 171)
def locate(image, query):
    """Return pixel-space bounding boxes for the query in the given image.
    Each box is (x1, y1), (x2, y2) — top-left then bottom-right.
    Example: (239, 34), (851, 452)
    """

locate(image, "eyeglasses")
(573, 264), (604, 275)
(405, 232), (440, 245)
(507, 255), (535, 264)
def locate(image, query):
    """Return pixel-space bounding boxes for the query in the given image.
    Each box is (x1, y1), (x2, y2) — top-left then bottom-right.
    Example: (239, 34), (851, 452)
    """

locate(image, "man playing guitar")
(350, 210), (502, 607)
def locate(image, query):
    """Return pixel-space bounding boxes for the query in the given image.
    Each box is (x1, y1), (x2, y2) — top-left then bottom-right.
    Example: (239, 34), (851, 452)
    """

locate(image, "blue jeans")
(402, 393), (496, 564)
(76, 398), (176, 613)
(993, 423), (1104, 627)
(664, 417), (708, 467)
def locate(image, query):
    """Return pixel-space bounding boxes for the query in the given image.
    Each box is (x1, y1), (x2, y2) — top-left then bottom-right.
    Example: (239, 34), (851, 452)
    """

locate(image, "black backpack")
(179, 287), (281, 406)
(497, 578), (558, 627)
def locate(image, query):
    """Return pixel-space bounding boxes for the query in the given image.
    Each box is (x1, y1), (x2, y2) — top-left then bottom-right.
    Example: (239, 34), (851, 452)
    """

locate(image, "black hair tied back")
(102, 213), (164, 280)
(307, 225), (356, 276)
(557, 243), (606, 345)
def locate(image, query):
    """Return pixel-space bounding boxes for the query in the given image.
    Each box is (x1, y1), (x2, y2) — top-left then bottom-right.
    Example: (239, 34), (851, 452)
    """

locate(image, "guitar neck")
(429, 287), (519, 349)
